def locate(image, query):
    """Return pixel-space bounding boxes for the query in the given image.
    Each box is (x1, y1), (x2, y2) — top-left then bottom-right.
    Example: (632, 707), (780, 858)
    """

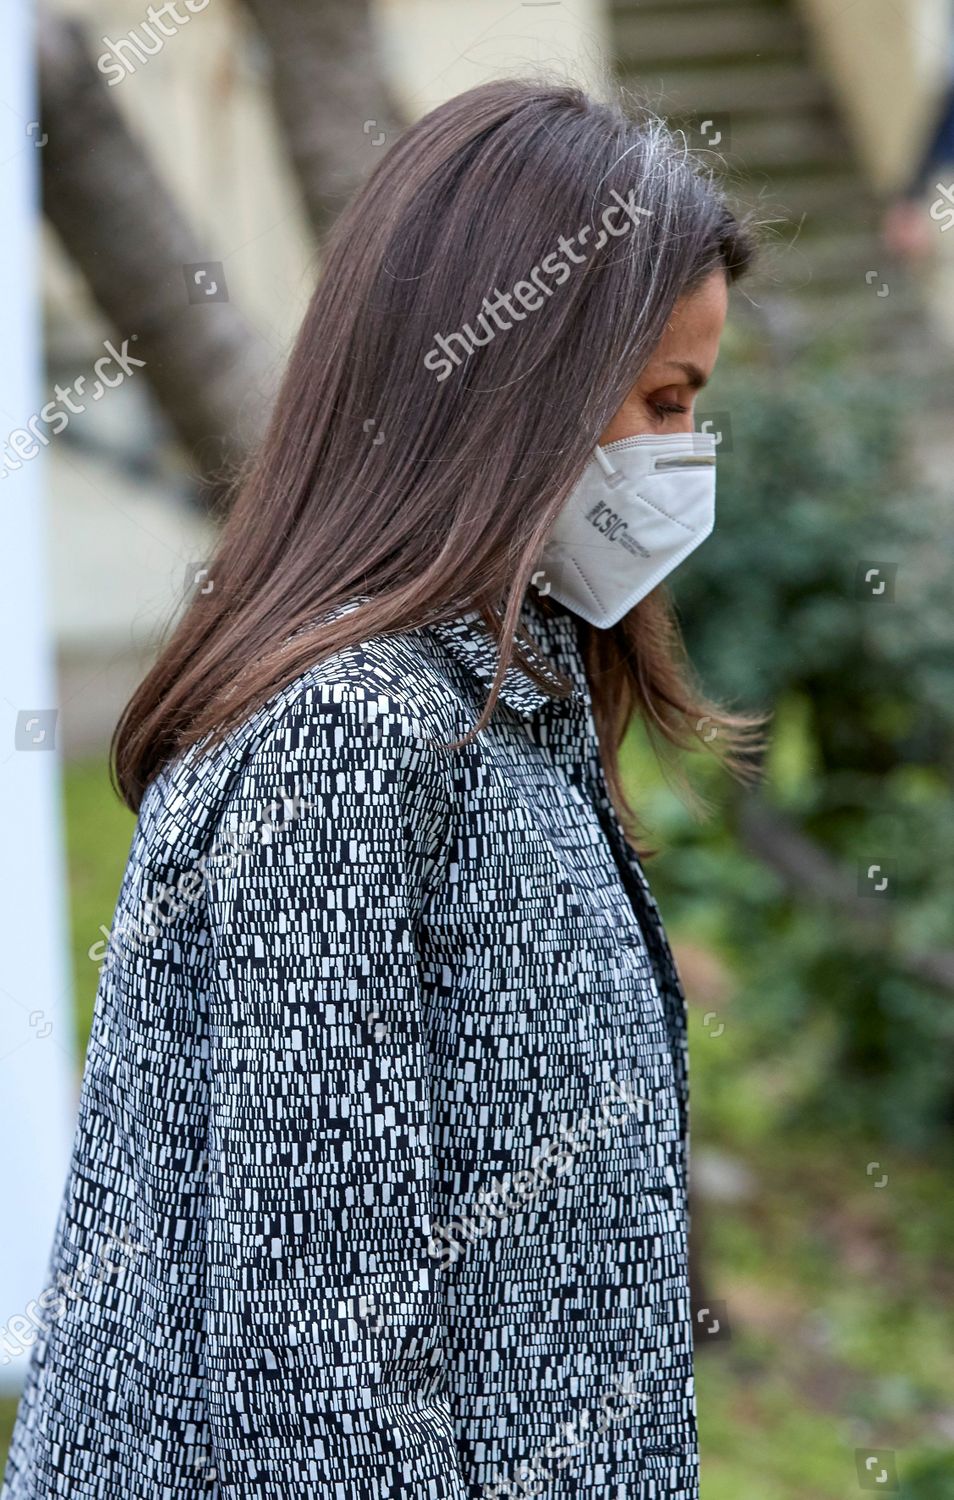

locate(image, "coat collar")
(313, 590), (586, 721)
(425, 595), (586, 720)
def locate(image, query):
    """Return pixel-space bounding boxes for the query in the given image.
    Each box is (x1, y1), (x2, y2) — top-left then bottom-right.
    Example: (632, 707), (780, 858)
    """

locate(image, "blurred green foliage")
(649, 365), (954, 1150)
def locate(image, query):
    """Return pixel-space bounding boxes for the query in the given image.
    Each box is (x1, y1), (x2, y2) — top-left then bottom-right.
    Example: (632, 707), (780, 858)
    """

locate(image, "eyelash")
(651, 401), (688, 419)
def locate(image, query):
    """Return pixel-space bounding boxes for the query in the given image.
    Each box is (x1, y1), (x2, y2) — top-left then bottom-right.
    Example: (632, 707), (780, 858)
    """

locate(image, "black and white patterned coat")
(3, 591), (697, 1499)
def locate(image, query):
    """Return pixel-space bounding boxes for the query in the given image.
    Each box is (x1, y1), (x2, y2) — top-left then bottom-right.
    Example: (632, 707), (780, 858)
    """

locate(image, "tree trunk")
(38, 9), (273, 507)
(239, 0), (403, 241)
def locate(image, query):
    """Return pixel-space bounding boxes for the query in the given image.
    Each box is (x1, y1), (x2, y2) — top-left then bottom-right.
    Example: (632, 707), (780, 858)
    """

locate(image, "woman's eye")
(650, 399), (688, 419)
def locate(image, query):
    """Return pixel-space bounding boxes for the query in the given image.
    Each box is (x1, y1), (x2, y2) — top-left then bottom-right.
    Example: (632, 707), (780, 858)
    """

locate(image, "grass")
(2, 755), (952, 1493)
(60, 759), (136, 1054)
(691, 1072), (954, 1496)
(0, 1405), (13, 1472)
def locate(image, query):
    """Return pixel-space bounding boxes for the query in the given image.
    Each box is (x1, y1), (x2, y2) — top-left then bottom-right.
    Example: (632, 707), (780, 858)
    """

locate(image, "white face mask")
(536, 430), (717, 629)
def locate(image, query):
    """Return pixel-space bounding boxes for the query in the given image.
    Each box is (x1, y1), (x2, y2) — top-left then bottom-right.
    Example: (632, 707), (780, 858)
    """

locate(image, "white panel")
(0, 0), (77, 1393)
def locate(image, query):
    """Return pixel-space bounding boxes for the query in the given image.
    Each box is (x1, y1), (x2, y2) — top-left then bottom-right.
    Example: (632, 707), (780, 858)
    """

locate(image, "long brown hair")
(113, 79), (761, 837)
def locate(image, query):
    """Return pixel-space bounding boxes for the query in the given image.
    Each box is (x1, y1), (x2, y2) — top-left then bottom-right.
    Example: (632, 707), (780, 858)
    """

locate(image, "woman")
(5, 80), (758, 1499)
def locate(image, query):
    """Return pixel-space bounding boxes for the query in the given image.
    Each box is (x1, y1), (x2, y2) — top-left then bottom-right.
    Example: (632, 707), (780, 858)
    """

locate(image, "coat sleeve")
(202, 681), (466, 1498)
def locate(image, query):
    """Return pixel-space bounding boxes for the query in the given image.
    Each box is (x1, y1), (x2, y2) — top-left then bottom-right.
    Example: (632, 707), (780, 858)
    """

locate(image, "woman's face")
(598, 269), (729, 445)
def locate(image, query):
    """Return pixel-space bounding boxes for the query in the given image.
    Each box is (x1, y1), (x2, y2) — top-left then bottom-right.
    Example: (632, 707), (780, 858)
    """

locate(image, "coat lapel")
(426, 604), (584, 720)
(429, 593), (690, 1177)
(588, 774), (691, 1183)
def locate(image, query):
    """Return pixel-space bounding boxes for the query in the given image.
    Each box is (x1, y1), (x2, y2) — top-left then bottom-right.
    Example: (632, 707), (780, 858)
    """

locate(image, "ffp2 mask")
(536, 430), (717, 629)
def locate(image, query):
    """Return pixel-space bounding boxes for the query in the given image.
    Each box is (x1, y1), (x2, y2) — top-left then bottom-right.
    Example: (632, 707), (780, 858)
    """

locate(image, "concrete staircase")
(609, 0), (934, 361)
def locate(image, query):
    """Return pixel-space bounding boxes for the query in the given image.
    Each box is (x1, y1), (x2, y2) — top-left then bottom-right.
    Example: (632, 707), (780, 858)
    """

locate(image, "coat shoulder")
(137, 620), (463, 864)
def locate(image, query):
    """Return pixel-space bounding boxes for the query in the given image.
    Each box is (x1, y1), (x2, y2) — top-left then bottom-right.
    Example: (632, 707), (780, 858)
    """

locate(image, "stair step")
(728, 172), (877, 228)
(615, 6), (804, 66)
(623, 61), (831, 116)
(613, 0), (792, 11)
(713, 113), (856, 171)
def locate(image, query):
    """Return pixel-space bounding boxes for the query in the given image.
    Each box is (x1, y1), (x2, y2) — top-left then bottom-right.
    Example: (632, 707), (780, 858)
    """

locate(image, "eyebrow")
(659, 360), (709, 389)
